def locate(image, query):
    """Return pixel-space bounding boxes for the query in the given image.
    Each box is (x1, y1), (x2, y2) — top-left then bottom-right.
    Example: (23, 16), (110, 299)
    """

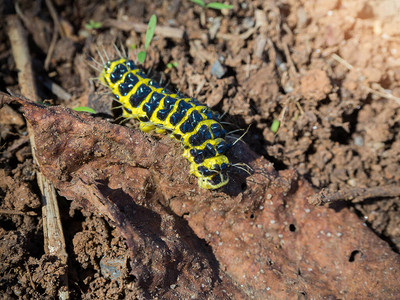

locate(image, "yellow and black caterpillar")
(99, 57), (231, 189)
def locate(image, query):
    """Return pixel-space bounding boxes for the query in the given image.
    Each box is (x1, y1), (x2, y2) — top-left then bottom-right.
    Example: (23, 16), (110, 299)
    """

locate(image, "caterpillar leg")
(139, 122), (156, 133)
(155, 128), (167, 134)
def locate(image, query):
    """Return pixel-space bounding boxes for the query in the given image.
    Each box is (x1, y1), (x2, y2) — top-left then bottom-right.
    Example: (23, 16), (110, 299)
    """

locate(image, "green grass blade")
(73, 106), (97, 114)
(85, 19), (102, 30)
(167, 61), (179, 69)
(189, 0), (206, 7)
(206, 2), (233, 10)
(270, 119), (280, 133)
(145, 15), (157, 50)
(137, 51), (146, 64)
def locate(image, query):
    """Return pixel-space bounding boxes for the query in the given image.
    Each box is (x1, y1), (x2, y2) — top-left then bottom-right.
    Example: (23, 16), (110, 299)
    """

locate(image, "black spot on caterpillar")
(99, 57), (232, 189)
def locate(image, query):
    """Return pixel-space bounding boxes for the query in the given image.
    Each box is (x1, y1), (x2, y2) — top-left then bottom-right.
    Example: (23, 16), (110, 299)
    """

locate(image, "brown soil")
(1, 0), (399, 298)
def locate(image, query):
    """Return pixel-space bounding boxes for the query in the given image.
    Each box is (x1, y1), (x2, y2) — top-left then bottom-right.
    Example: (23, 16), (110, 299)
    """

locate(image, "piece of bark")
(5, 95), (400, 299)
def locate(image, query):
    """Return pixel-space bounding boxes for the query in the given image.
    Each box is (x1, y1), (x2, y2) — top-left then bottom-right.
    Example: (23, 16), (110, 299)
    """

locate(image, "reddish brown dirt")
(1, 0), (400, 298)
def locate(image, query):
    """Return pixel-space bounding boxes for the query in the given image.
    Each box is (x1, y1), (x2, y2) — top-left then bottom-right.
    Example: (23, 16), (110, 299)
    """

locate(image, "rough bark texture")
(7, 96), (399, 299)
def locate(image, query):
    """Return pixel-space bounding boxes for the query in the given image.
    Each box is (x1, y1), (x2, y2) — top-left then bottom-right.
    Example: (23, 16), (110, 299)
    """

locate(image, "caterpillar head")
(99, 58), (138, 88)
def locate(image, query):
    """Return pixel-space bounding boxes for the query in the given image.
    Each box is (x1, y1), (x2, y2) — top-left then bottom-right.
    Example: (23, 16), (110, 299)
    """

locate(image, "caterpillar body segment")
(100, 57), (231, 189)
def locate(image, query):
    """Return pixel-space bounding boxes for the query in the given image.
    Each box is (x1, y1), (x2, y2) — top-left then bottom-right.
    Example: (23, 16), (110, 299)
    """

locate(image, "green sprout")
(85, 19), (102, 30)
(167, 61), (179, 69)
(189, 0), (233, 10)
(137, 14), (157, 64)
(270, 119), (280, 133)
(73, 106), (97, 114)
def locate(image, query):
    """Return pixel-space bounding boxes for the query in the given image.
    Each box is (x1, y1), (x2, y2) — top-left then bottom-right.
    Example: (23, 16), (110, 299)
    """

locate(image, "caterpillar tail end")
(198, 174), (229, 190)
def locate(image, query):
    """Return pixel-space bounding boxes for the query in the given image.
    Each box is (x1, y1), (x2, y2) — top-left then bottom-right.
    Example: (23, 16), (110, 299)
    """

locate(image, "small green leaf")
(73, 106), (97, 114)
(206, 2), (233, 10)
(270, 119), (280, 133)
(145, 15), (157, 50)
(167, 61), (179, 69)
(190, 0), (206, 7)
(85, 19), (102, 30)
(137, 51), (146, 64)
(130, 43), (137, 50)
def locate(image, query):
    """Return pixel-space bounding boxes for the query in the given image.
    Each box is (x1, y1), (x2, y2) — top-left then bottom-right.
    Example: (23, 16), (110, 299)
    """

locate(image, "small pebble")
(211, 60), (227, 79)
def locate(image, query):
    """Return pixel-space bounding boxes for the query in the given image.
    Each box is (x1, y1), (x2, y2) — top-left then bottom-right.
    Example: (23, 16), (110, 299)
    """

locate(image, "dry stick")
(0, 209), (37, 216)
(331, 53), (400, 105)
(6, 15), (70, 300)
(103, 19), (184, 39)
(308, 186), (400, 206)
(41, 77), (72, 101)
(44, 0), (64, 70)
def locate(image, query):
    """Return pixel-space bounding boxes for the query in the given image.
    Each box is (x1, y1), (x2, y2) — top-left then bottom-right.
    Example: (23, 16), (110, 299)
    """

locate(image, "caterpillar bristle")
(89, 56), (103, 67)
(113, 43), (124, 60)
(220, 121), (234, 126)
(111, 105), (124, 110)
(95, 91), (113, 96)
(96, 47), (106, 66)
(232, 124), (251, 146)
(115, 114), (134, 124)
(88, 62), (102, 72)
(226, 128), (244, 136)
(101, 45), (110, 62)
(119, 40), (127, 58)
(232, 163), (253, 175)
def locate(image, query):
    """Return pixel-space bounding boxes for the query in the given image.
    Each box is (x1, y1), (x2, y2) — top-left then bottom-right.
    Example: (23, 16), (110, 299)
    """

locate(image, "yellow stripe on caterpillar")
(99, 57), (232, 189)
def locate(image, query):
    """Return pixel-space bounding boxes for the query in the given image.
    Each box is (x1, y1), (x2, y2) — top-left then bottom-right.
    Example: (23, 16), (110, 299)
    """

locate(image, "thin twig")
(41, 77), (72, 101)
(44, 0), (64, 70)
(308, 186), (400, 206)
(331, 53), (400, 105)
(25, 262), (36, 289)
(364, 86), (400, 105)
(0, 209), (37, 216)
(103, 19), (184, 39)
(44, 0), (65, 37)
(7, 15), (70, 299)
(331, 53), (353, 70)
